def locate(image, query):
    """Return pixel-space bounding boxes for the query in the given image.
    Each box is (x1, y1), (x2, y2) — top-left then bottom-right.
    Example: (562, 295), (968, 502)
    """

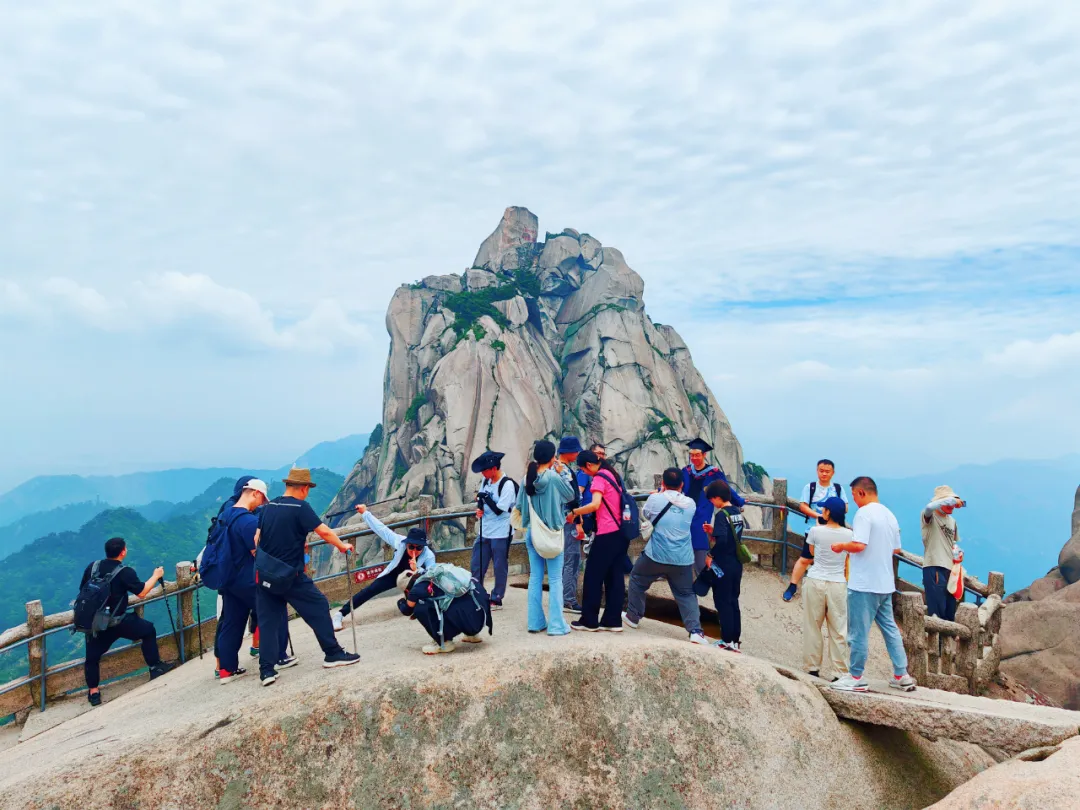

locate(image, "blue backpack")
(594, 471), (641, 541)
(199, 509), (243, 591)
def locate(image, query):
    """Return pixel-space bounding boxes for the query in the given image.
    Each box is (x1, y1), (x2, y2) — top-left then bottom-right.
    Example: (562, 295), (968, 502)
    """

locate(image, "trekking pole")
(160, 581), (183, 663)
(194, 583), (204, 660)
(343, 550), (359, 656)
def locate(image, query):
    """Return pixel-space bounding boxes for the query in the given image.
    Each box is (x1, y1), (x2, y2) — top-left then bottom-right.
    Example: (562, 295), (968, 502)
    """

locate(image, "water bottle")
(622, 503), (631, 522)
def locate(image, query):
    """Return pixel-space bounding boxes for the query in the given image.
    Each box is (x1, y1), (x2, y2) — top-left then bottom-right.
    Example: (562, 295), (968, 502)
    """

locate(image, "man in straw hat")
(254, 468), (359, 686)
(921, 485), (966, 621)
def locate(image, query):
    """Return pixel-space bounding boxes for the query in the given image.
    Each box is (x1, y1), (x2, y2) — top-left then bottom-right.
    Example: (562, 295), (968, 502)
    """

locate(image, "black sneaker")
(88, 691), (102, 707)
(260, 671), (278, 687)
(563, 603), (583, 615)
(323, 650), (361, 668)
(148, 661), (177, 680)
(277, 655), (299, 670)
(570, 620), (598, 632)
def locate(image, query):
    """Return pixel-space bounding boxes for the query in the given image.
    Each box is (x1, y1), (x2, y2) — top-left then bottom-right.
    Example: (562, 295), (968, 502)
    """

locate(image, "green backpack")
(413, 564), (492, 643)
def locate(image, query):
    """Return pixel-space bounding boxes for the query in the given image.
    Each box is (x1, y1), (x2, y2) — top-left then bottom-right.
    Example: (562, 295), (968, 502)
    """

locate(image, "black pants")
(341, 563), (406, 617)
(85, 614), (160, 689)
(256, 573), (344, 677)
(711, 558), (743, 643)
(581, 530), (631, 629)
(923, 566), (958, 621)
(413, 595), (487, 645)
(218, 584), (288, 672)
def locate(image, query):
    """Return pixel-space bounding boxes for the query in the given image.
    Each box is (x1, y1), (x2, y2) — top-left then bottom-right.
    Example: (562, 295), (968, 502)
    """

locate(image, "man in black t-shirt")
(254, 468), (360, 685)
(81, 536), (175, 706)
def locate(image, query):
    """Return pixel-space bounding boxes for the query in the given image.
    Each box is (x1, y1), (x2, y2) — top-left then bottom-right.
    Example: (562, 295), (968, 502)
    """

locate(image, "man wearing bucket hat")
(254, 468), (359, 686)
(331, 505), (436, 631)
(556, 436), (586, 613)
(470, 450), (518, 611)
(921, 485), (966, 621)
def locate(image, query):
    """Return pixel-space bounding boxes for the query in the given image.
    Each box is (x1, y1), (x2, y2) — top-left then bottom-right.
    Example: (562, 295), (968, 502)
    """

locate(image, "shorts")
(800, 542), (814, 561)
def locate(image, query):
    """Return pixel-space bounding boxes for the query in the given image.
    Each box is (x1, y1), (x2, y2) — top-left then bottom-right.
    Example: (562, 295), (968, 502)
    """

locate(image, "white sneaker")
(461, 635), (483, 644)
(890, 673), (917, 692)
(422, 641), (458, 655)
(831, 673), (869, 692)
(689, 633), (709, 645)
(713, 640), (739, 653)
(331, 611), (344, 632)
(621, 611), (640, 629)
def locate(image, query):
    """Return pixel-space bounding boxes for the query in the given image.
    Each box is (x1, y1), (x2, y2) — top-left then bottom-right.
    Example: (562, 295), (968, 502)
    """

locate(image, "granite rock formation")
(999, 484), (1080, 709)
(328, 206), (766, 544)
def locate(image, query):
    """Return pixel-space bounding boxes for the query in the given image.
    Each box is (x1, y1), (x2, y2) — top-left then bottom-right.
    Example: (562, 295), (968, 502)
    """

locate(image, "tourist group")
(74, 440), (966, 703)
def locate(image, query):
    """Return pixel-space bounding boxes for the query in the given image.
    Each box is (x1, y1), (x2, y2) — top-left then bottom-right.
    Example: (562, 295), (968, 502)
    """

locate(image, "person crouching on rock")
(331, 505), (436, 632)
(397, 570), (491, 655)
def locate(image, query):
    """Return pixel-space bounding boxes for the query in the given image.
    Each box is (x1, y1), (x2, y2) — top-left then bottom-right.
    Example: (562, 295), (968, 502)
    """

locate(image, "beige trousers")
(802, 577), (849, 674)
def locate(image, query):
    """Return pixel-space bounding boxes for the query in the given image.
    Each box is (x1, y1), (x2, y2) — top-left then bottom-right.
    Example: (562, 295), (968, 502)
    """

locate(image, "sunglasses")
(406, 544), (423, 552)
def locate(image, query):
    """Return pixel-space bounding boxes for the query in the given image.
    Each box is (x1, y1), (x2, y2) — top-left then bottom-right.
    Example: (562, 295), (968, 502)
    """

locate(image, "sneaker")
(563, 603), (583, 614)
(599, 625), (623, 633)
(489, 600), (503, 611)
(148, 661), (177, 680)
(570, 620), (598, 632)
(808, 669), (820, 678)
(214, 669), (220, 680)
(461, 635), (483, 644)
(88, 691), (102, 707)
(277, 655), (299, 669)
(422, 641), (458, 655)
(323, 650), (361, 668)
(331, 611), (344, 632)
(621, 611), (640, 629)
(782, 583), (797, 602)
(689, 632), (709, 646)
(261, 672), (278, 687)
(831, 673), (869, 692)
(249, 646), (259, 657)
(713, 640), (740, 653)
(219, 668), (247, 684)
(890, 673), (917, 692)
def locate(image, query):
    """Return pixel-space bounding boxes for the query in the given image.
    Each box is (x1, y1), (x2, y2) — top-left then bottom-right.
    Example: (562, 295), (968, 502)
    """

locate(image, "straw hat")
(933, 485), (960, 501)
(283, 468), (317, 488)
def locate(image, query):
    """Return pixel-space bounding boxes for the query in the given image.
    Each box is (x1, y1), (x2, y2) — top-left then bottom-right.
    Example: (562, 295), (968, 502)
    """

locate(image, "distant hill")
(291, 433), (370, 477)
(774, 454), (1080, 593)
(0, 501), (110, 560)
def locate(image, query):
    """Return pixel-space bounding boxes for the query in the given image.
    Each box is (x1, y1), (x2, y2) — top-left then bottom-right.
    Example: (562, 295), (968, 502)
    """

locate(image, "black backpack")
(806, 482), (842, 524)
(73, 562), (127, 636)
(594, 471), (641, 542)
(497, 477), (518, 500)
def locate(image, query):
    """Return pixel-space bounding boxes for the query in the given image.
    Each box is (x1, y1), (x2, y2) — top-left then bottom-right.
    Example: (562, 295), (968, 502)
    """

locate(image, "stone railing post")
(771, 478), (787, 572)
(895, 591), (927, 684)
(653, 473), (663, 490)
(176, 563), (195, 655)
(465, 513), (478, 544)
(986, 571), (1005, 598)
(955, 602), (981, 691)
(26, 600), (44, 706)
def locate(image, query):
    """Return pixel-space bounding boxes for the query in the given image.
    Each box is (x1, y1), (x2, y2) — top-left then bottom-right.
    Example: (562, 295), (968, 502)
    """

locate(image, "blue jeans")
(562, 522), (582, 607)
(526, 531), (570, 635)
(471, 535), (510, 602)
(847, 590), (908, 678)
(923, 566), (957, 621)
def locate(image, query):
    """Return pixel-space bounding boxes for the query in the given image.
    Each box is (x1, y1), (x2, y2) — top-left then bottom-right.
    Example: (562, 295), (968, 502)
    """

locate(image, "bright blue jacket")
(682, 464), (744, 550)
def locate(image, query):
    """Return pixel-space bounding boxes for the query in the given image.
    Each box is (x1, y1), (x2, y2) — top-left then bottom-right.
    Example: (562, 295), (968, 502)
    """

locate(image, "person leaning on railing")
(82, 537), (176, 707)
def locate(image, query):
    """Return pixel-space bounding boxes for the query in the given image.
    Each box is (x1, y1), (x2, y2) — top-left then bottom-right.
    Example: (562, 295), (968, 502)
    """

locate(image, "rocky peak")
(329, 207), (765, 544)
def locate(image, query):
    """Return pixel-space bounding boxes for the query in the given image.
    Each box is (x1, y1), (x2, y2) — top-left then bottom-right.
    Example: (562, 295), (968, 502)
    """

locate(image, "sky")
(1, 1), (1078, 494)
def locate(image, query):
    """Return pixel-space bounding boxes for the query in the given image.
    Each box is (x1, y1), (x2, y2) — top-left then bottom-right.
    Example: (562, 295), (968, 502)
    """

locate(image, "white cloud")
(990, 332), (1080, 375)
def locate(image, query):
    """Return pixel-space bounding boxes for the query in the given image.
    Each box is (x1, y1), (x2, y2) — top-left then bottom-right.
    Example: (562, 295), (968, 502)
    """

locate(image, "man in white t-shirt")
(803, 496), (851, 679)
(830, 476), (917, 693)
(783, 460), (848, 602)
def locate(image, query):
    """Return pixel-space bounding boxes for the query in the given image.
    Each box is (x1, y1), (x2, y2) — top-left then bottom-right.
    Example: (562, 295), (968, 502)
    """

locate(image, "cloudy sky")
(1, 1), (1078, 492)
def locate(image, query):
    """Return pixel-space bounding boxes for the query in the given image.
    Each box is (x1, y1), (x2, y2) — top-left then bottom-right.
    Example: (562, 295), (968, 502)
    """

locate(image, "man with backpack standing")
(469, 450), (518, 611)
(77, 537), (175, 706)
(254, 468), (359, 686)
(783, 459), (849, 602)
(621, 468), (708, 645)
(682, 438), (744, 576)
(206, 478), (293, 684)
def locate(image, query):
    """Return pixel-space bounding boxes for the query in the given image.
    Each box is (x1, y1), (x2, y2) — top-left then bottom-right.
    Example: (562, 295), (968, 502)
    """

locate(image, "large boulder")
(1000, 600), (1080, 709)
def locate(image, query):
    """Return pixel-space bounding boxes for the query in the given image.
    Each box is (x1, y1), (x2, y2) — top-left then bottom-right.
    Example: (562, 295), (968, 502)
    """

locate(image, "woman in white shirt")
(803, 496), (852, 679)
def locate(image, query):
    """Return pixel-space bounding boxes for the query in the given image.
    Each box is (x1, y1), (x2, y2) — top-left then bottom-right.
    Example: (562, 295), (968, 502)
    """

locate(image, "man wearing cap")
(921, 486), (966, 621)
(556, 436), (586, 613)
(215, 478), (292, 683)
(682, 438), (744, 575)
(332, 503), (437, 630)
(470, 450), (518, 610)
(254, 468), (359, 686)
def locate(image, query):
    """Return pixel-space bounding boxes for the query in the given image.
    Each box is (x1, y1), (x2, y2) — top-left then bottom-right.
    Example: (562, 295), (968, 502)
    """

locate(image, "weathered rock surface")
(1, 594), (994, 810)
(999, 484), (1080, 709)
(329, 207), (766, 543)
(927, 735), (1080, 810)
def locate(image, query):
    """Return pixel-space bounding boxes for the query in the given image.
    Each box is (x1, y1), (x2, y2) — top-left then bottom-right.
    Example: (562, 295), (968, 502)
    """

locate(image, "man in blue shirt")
(682, 437), (744, 575)
(254, 468), (359, 686)
(783, 459), (849, 602)
(621, 468), (707, 645)
(470, 450), (518, 610)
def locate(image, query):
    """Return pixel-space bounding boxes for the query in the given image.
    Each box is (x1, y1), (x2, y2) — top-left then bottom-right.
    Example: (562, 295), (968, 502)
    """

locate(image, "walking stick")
(195, 583), (204, 659)
(343, 549), (359, 656)
(160, 581), (183, 663)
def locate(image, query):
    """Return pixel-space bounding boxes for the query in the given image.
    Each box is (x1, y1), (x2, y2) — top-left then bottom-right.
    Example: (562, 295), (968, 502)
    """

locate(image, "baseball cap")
(243, 479), (270, 500)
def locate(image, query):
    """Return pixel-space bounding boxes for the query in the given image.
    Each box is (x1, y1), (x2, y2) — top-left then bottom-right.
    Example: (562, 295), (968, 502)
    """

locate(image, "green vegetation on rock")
(742, 461), (769, 492)
(491, 339), (506, 352)
(441, 267), (541, 338)
(404, 394), (427, 423)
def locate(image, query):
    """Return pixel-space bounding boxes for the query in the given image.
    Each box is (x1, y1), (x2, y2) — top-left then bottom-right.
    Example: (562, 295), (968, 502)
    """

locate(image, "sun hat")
(282, 468), (317, 488)
(557, 436), (583, 455)
(405, 527), (428, 547)
(242, 479), (270, 499)
(471, 451), (506, 473)
(933, 485), (961, 501)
